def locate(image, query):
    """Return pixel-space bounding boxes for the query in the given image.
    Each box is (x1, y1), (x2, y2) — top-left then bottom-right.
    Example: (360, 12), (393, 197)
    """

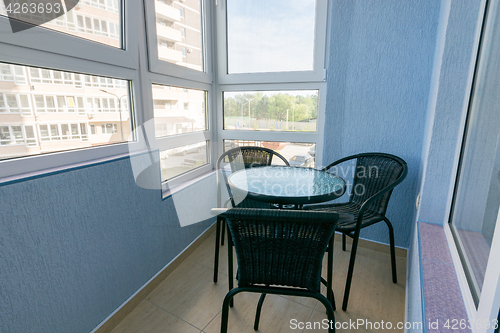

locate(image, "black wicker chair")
(304, 152), (408, 311)
(219, 208), (352, 333)
(213, 146), (289, 282)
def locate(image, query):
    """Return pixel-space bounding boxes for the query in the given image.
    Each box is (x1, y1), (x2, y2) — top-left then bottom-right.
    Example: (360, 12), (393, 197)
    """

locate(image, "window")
(224, 140), (315, 168)
(215, 1), (328, 167)
(0, 1), (123, 48)
(147, 0), (208, 80)
(449, 0), (500, 307)
(216, 0), (328, 84)
(0, 60), (133, 164)
(226, 0), (315, 74)
(160, 141), (208, 182)
(223, 90), (318, 132)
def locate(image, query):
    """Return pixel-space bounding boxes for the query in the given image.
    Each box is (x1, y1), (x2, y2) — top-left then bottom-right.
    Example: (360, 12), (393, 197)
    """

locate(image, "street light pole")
(244, 97), (254, 127)
(100, 89), (126, 141)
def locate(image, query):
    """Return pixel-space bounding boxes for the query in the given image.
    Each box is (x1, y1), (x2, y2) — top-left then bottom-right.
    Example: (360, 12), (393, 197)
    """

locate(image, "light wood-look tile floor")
(111, 230), (406, 333)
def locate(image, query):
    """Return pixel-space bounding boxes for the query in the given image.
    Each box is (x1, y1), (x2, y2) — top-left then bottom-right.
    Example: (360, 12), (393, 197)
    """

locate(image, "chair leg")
(384, 217), (397, 284)
(327, 235), (335, 310)
(342, 230), (360, 311)
(221, 217), (225, 246)
(313, 293), (336, 333)
(220, 288), (242, 333)
(214, 217), (221, 283)
(227, 222), (234, 307)
(342, 233), (346, 251)
(254, 293), (267, 330)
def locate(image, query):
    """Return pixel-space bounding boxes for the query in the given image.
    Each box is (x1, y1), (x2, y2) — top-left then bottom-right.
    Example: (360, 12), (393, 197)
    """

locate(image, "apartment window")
(179, 7), (185, 18)
(180, 28), (185, 38)
(0, 64), (27, 84)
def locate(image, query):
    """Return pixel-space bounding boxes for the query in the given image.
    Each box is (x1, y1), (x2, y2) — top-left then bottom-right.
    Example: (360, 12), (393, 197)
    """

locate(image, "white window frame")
(215, 0), (329, 85)
(214, 0), (330, 167)
(0, 1), (145, 180)
(0, 0), (138, 69)
(143, 0), (213, 84)
(145, 72), (214, 190)
(217, 82), (327, 167)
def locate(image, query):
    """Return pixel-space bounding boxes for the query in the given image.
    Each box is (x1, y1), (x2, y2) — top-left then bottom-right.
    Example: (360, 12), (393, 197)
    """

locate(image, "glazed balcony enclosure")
(1, 1), (500, 333)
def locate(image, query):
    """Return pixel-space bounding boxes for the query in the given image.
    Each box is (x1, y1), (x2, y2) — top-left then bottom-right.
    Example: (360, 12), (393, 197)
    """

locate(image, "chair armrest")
(211, 208), (228, 216)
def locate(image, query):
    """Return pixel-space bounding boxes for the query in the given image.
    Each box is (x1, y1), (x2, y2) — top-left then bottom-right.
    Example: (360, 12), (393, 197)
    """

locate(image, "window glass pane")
(154, 0), (204, 71)
(61, 124), (70, 139)
(0, 126), (11, 145)
(224, 140), (315, 168)
(160, 141), (208, 182)
(450, 2), (500, 305)
(152, 84), (207, 138)
(0, 1), (122, 48)
(0, 61), (133, 160)
(223, 90), (318, 132)
(226, 0), (316, 74)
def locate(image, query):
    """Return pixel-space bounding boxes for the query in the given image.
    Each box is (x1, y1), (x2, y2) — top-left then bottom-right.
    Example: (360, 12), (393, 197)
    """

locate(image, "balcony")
(156, 24), (182, 43)
(158, 46), (183, 63)
(155, 1), (180, 22)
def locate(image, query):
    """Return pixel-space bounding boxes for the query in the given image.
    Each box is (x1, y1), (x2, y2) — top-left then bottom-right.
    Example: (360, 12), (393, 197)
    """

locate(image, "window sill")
(162, 169), (215, 200)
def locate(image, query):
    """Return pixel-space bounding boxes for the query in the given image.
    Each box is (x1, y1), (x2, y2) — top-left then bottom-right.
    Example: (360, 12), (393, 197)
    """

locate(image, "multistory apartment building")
(0, 63), (130, 160)
(155, 0), (203, 71)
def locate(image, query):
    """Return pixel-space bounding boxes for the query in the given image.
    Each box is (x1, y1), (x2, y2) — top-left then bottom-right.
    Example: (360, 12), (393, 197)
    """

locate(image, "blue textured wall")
(324, 0), (441, 248)
(407, 0), (482, 331)
(417, 0), (482, 226)
(0, 154), (212, 333)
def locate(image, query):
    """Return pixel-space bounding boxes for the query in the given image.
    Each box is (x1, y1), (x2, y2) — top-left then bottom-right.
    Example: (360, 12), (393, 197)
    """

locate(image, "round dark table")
(227, 165), (346, 207)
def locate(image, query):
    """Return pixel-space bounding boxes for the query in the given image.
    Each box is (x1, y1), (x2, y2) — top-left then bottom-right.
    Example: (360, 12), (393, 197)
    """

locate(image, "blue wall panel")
(324, 0), (441, 248)
(0, 155), (212, 333)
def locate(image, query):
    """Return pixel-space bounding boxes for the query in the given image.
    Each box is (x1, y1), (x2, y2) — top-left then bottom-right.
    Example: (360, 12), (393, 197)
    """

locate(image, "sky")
(226, 0), (316, 74)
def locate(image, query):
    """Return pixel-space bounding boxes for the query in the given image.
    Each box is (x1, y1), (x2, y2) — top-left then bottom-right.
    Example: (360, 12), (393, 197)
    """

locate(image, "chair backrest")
(325, 153), (407, 215)
(216, 147), (289, 207)
(222, 208), (339, 291)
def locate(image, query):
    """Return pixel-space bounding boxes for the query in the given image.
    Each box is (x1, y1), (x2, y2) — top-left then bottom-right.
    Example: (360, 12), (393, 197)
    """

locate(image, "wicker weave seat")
(214, 147), (289, 283)
(218, 208), (352, 333)
(304, 152), (407, 311)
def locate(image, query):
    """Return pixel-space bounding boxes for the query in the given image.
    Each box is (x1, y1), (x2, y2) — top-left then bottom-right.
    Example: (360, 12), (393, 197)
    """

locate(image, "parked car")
(224, 141), (239, 150)
(289, 154), (314, 167)
(308, 144), (316, 157)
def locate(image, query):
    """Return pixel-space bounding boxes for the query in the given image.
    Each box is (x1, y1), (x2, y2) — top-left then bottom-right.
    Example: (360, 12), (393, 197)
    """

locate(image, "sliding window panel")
(223, 90), (318, 132)
(216, 0), (328, 84)
(0, 61), (134, 162)
(160, 140), (208, 182)
(144, 0), (212, 84)
(449, 0), (500, 307)
(152, 84), (207, 138)
(0, 0), (138, 69)
(0, 0), (122, 48)
(224, 140), (315, 168)
(217, 82), (326, 168)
